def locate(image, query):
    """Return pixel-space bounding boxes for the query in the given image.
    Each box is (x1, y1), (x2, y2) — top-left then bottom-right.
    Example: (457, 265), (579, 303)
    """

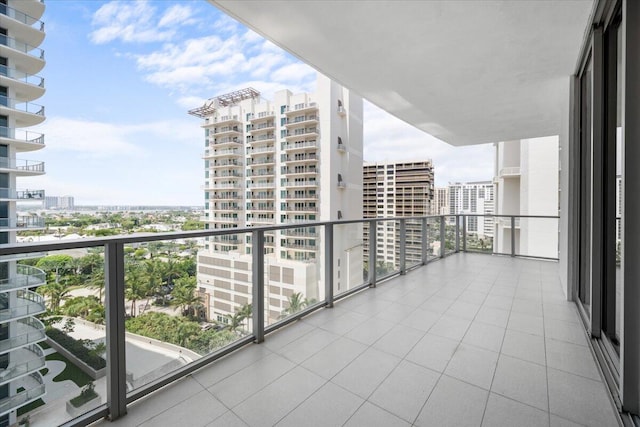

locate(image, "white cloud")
(89, 0), (198, 44)
(363, 101), (494, 186)
(158, 4), (196, 28)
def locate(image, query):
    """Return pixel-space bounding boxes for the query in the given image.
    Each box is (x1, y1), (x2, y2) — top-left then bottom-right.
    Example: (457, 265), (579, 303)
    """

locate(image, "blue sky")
(22, 0), (494, 205)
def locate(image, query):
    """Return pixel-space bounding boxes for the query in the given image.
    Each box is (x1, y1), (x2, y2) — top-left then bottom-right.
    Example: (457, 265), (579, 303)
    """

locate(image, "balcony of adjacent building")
(0, 317), (45, 354)
(203, 147), (242, 160)
(245, 167), (274, 178)
(246, 192), (274, 200)
(283, 128), (319, 141)
(211, 136), (241, 148)
(0, 4), (45, 48)
(211, 159), (242, 169)
(246, 180), (274, 190)
(246, 156), (275, 167)
(284, 114), (319, 128)
(246, 145), (275, 156)
(248, 122), (275, 134)
(281, 166), (317, 177)
(0, 215), (44, 230)
(0, 372), (45, 418)
(0, 265), (45, 293)
(0, 188), (43, 201)
(210, 192), (241, 201)
(283, 102), (318, 115)
(281, 152), (318, 165)
(0, 290), (45, 322)
(209, 116), (241, 127)
(283, 179), (318, 188)
(246, 203), (274, 212)
(282, 191), (317, 201)
(0, 344), (45, 386)
(0, 34), (44, 75)
(282, 204), (318, 213)
(248, 111), (274, 123)
(0, 96), (44, 127)
(282, 140), (318, 152)
(7, 1), (44, 26)
(0, 127), (43, 152)
(0, 65), (44, 103)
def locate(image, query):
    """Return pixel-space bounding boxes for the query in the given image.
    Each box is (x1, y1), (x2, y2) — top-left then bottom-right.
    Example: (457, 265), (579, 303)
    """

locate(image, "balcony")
(211, 160), (242, 169)
(246, 181), (274, 189)
(249, 112), (274, 122)
(0, 215), (45, 230)
(0, 34), (45, 74)
(0, 372), (44, 417)
(284, 102), (318, 115)
(0, 188), (43, 200)
(0, 127), (44, 152)
(0, 344), (45, 385)
(0, 5), (44, 47)
(0, 215), (616, 427)
(0, 290), (46, 322)
(0, 95), (45, 126)
(284, 128), (319, 140)
(0, 265), (45, 292)
(282, 140), (318, 151)
(0, 65), (44, 102)
(283, 180), (318, 188)
(284, 115), (318, 127)
(0, 317), (45, 353)
(213, 116), (241, 125)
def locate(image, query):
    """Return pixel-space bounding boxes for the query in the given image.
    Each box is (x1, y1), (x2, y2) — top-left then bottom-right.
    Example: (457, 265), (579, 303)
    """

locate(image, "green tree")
(36, 254), (74, 284)
(280, 292), (314, 318)
(38, 281), (71, 311)
(125, 264), (151, 317)
(171, 276), (202, 317)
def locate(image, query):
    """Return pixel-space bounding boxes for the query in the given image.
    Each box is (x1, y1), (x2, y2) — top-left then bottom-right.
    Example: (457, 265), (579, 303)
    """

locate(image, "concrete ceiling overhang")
(211, 0), (594, 146)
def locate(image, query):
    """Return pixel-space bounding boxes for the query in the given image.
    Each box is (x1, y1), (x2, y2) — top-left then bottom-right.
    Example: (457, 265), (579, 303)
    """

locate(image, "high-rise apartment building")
(0, 1), (47, 425)
(493, 136), (559, 258)
(433, 187), (449, 216)
(190, 74), (363, 325)
(362, 160), (434, 266)
(44, 195), (74, 210)
(448, 181), (494, 237)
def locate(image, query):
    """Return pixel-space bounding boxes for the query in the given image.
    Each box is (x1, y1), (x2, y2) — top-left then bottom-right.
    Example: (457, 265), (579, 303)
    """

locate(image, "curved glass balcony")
(0, 344), (45, 385)
(0, 372), (44, 416)
(0, 216), (45, 230)
(0, 317), (46, 353)
(0, 265), (46, 292)
(0, 126), (44, 152)
(0, 188), (44, 200)
(0, 158), (45, 175)
(0, 290), (46, 322)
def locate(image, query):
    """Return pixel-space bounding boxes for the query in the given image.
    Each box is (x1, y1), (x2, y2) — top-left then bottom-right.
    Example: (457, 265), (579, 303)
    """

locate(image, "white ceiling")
(211, 0), (594, 146)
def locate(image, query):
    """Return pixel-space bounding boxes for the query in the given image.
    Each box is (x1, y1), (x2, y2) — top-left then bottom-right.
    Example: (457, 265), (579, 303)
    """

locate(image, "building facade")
(0, 1), (47, 425)
(362, 160), (434, 267)
(190, 75), (363, 325)
(493, 137), (559, 258)
(44, 195), (74, 210)
(447, 181), (494, 237)
(432, 187), (449, 216)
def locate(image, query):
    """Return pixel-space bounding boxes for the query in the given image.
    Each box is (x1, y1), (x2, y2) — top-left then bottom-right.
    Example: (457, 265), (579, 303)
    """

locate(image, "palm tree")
(86, 268), (105, 303)
(223, 312), (245, 333)
(125, 264), (150, 317)
(171, 277), (202, 317)
(38, 281), (71, 311)
(280, 293), (315, 318)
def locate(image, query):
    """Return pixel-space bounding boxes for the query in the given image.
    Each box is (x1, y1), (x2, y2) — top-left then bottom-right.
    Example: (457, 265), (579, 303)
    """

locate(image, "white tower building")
(190, 74), (363, 325)
(0, 1), (47, 425)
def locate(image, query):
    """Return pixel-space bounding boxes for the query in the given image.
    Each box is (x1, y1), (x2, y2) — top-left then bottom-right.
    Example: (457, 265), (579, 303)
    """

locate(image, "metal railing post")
(324, 223), (334, 308)
(399, 219), (406, 275)
(455, 215), (460, 252)
(462, 215), (467, 252)
(421, 217), (428, 265)
(440, 216), (446, 258)
(368, 220), (377, 287)
(252, 230), (265, 343)
(510, 216), (516, 257)
(105, 242), (127, 420)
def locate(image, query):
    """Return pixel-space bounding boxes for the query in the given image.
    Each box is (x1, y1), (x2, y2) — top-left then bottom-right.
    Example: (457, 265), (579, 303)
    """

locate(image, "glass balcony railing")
(0, 373), (45, 417)
(0, 317), (45, 353)
(0, 4), (44, 28)
(0, 158), (44, 173)
(0, 126), (44, 144)
(0, 95), (44, 116)
(0, 216), (45, 229)
(0, 265), (45, 292)
(0, 290), (46, 321)
(0, 344), (45, 385)
(0, 213), (558, 425)
(0, 34), (44, 59)
(0, 188), (44, 199)
(0, 65), (44, 87)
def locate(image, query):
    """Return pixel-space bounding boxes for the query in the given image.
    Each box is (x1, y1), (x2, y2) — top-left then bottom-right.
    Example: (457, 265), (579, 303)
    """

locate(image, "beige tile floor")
(95, 254), (620, 427)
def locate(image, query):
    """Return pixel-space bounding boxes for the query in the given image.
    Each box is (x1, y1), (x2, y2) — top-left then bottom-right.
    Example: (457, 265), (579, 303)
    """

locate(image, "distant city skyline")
(22, 0), (494, 205)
